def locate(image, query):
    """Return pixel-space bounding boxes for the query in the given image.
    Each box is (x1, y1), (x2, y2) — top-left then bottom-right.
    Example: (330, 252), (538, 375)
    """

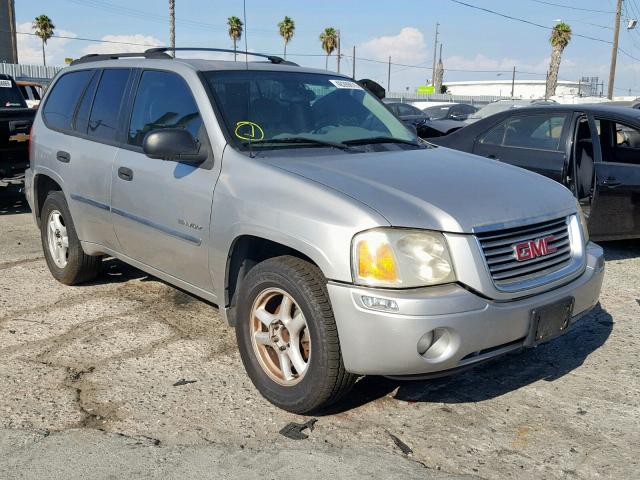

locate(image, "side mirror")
(142, 128), (206, 163)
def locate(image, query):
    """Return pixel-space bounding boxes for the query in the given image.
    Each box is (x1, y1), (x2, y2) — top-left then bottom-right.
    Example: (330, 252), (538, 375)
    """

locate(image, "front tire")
(40, 191), (101, 285)
(235, 256), (355, 413)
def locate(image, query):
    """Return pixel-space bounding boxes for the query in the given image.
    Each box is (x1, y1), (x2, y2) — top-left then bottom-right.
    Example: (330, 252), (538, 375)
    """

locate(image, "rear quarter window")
(42, 70), (94, 130)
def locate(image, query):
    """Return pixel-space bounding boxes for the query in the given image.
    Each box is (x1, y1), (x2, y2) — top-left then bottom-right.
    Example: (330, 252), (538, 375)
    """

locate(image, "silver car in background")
(25, 48), (604, 413)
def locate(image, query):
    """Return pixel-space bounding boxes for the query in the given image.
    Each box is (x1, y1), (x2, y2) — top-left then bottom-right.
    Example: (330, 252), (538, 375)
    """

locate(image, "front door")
(472, 112), (570, 184)
(588, 117), (640, 240)
(110, 69), (216, 291)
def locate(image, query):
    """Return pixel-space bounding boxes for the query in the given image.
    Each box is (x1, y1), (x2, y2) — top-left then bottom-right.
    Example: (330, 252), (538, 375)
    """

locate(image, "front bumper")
(328, 242), (604, 376)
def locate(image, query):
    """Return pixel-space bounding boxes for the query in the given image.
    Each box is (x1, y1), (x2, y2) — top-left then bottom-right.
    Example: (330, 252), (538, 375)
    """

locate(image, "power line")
(13, 29), (160, 46)
(448, 0), (640, 63)
(64, 0), (292, 38)
(527, 0), (615, 14)
(448, 0), (611, 43)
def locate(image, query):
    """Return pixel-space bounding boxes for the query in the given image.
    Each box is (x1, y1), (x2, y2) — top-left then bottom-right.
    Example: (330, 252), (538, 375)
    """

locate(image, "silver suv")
(25, 48), (605, 413)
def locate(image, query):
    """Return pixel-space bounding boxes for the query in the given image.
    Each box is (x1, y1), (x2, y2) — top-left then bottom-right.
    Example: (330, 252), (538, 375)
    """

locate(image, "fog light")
(361, 295), (399, 312)
(418, 328), (453, 361)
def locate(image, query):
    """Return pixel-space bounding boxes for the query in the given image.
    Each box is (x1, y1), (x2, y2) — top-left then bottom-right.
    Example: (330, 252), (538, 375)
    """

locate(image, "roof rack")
(70, 47), (298, 66)
(146, 47), (297, 65)
(70, 51), (171, 65)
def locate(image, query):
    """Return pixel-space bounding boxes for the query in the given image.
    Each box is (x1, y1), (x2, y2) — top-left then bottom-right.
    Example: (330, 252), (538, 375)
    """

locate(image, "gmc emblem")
(513, 235), (557, 262)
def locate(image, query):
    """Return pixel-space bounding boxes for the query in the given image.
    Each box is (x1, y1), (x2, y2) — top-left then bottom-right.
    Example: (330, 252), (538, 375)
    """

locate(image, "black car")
(431, 104), (640, 241)
(386, 102), (427, 126)
(386, 102), (466, 138)
(0, 74), (35, 188)
(423, 103), (477, 121)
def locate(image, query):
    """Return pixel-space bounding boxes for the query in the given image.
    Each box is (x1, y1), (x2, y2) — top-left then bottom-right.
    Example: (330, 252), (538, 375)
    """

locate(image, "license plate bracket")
(524, 297), (574, 347)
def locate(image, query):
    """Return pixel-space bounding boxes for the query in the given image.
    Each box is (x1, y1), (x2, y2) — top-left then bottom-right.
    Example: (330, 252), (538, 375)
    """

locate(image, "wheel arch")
(33, 172), (65, 226)
(223, 234), (327, 326)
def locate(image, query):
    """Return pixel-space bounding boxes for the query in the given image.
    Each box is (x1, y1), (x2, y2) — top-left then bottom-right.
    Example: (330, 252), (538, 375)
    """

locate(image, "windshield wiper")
(246, 137), (351, 150)
(342, 136), (420, 147)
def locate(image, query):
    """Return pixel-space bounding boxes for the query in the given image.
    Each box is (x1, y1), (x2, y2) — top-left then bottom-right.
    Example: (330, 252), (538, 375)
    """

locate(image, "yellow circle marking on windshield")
(235, 121), (265, 142)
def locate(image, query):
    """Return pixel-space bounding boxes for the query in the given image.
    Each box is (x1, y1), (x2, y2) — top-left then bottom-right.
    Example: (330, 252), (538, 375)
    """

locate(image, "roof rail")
(145, 47), (297, 65)
(70, 47), (299, 66)
(70, 51), (172, 65)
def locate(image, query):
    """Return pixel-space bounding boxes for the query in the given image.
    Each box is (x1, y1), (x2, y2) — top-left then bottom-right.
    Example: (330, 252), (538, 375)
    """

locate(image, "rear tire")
(235, 255), (356, 413)
(40, 191), (101, 285)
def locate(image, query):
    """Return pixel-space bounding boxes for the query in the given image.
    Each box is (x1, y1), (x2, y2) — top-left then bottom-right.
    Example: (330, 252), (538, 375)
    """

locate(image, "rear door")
(472, 112), (570, 183)
(110, 69), (216, 291)
(588, 117), (640, 239)
(41, 68), (133, 251)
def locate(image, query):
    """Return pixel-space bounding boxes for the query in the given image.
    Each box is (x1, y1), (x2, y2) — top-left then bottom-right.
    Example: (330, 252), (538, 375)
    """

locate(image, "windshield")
(0, 78), (27, 108)
(423, 105), (451, 120)
(204, 71), (416, 150)
(468, 101), (539, 121)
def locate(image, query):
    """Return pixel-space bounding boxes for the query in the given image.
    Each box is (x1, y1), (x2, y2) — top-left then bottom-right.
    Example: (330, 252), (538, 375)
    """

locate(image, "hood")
(265, 146), (576, 233)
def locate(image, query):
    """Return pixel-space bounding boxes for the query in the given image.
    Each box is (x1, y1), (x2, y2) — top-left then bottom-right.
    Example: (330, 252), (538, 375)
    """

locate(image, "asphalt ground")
(0, 187), (638, 479)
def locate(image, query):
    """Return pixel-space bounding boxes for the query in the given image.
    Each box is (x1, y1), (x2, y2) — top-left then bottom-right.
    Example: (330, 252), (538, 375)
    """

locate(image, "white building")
(445, 80), (581, 99)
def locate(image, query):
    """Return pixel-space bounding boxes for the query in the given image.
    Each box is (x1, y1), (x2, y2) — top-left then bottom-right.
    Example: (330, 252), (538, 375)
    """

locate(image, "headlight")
(352, 228), (456, 288)
(576, 204), (590, 244)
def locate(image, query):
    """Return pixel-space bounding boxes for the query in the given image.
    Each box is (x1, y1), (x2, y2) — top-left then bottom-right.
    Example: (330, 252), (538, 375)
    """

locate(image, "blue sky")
(15, 0), (640, 94)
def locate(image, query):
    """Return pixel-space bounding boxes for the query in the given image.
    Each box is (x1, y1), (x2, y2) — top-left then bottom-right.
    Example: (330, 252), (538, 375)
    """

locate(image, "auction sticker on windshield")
(329, 79), (362, 90)
(0, 80), (12, 88)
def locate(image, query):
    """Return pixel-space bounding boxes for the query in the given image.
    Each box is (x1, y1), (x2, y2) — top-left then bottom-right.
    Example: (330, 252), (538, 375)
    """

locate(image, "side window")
(87, 69), (131, 141)
(479, 119), (508, 146)
(128, 70), (203, 147)
(613, 121), (640, 149)
(73, 70), (99, 133)
(42, 70), (94, 130)
(480, 114), (567, 151)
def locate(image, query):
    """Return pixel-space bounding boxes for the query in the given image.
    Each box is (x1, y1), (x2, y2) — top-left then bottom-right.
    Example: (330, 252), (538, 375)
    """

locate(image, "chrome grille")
(476, 217), (572, 289)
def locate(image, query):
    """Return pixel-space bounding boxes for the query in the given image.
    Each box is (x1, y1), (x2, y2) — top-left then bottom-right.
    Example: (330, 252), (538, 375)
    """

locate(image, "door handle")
(600, 177), (622, 188)
(118, 166), (133, 181)
(56, 151), (70, 163)
(487, 154), (499, 160)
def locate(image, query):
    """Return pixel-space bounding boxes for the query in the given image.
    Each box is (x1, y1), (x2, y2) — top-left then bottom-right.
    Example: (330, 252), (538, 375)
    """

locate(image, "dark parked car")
(0, 74), (35, 187)
(386, 102), (466, 138)
(423, 103), (477, 121)
(431, 104), (640, 241)
(386, 102), (427, 126)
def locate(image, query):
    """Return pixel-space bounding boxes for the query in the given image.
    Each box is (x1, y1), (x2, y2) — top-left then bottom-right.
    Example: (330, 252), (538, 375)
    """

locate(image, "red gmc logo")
(513, 235), (558, 262)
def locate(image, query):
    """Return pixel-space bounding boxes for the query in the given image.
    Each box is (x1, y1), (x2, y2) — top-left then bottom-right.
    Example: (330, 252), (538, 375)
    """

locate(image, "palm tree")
(545, 22), (572, 99)
(320, 27), (338, 70)
(227, 16), (243, 61)
(169, 0), (175, 56)
(32, 15), (55, 67)
(278, 16), (295, 60)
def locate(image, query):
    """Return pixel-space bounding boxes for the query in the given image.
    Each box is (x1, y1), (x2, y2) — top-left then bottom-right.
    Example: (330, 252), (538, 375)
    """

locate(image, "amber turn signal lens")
(357, 240), (398, 283)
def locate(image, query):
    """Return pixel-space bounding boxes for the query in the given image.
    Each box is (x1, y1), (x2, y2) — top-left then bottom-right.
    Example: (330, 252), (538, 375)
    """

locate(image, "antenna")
(243, 0), (249, 68)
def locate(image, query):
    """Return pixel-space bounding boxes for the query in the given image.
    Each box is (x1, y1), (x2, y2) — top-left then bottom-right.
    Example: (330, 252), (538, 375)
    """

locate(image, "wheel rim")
(250, 288), (311, 386)
(46, 210), (69, 269)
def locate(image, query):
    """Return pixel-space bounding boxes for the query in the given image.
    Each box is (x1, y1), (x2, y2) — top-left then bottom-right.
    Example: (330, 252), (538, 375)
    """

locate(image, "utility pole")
(607, 0), (623, 99)
(387, 56), (391, 93)
(511, 66), (516, 98)
(431, 22), (439, 86)
(169, 0), (175, 57)
(352, 45), (356, 79)
(337, 30), (341, 74)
